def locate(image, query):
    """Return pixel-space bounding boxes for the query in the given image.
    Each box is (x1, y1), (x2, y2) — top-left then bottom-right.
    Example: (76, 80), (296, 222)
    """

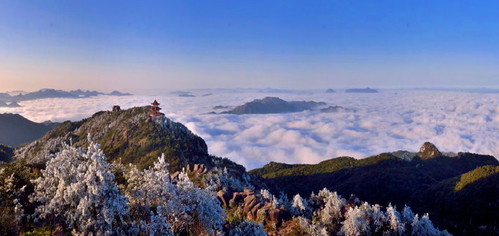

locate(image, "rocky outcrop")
(217, 188), (291, 228)
(418, 142), (442, 159)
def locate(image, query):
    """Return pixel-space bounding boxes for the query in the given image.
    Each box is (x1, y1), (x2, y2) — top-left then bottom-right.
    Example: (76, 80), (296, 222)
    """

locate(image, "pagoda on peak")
(149, 100), (162, 117)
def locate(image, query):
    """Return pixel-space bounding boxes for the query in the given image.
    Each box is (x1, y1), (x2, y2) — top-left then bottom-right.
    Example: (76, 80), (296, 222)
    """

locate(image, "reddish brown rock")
(229, 192), (245, 208)
(217, 190), (232, 208)
(243, 194), (258, 213)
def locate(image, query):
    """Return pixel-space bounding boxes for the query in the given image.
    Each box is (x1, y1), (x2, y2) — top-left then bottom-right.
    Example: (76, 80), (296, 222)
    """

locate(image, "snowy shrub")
(312, 188), (345, 226)
(297, 217), (329, 236)
(32, 141), (128, 235)
(175, 170), (226, 235)
(229, 220), (268, 236)
(124, 154), (177, 235)
(340, 205), (370, 236)
(412, 214), (451, 236)
(290, 194), (311, 216)
(125, 155), (225, 235)
(386, 204), (406, 234)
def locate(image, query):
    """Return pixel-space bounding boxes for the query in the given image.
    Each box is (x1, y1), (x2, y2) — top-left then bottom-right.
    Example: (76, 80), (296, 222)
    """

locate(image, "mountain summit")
(418, 141), (442, 159)
(220, 96), (326, 114)
(14, 106), (243, 172)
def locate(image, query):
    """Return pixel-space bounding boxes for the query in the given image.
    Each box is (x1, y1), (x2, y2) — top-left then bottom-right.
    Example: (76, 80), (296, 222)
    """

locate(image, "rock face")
(418, 142), (442, 159)
(217, 188), (291, 228)
(221, 97), (326, 114)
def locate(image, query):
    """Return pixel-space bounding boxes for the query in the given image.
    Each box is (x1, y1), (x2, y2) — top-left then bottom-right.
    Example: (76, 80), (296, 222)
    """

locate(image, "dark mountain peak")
(0, 113), (58, 147)
(109, 90), (132, 96)
(220, 97), (326, 114)
(345, 87), (379, 93)
(418, 142), (442, 159)
(0, 113), (40, 125)
(7, 101), (21, 107)
(257, 96), (287, 104)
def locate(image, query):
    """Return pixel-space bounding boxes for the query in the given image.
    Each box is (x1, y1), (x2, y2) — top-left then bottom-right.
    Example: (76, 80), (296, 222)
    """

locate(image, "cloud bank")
(1, 90), (497, 170)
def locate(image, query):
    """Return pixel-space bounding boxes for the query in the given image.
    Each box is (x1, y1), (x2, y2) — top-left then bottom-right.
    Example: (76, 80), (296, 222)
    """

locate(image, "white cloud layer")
(1, 90), (498, 170)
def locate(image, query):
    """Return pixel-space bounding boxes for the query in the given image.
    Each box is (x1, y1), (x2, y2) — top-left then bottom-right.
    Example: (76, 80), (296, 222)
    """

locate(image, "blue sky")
(1, 1), (498, 92)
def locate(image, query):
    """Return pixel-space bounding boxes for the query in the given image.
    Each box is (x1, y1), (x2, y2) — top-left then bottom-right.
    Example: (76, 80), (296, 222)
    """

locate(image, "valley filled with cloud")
(1, 89), (497, 170)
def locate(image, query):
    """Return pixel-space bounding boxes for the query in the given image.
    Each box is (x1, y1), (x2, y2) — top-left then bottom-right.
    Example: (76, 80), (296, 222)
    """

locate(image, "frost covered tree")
(401, 205), (416, 224)
(124, 154), (177, 235)
(283, 188), (451, 236)
(366, 204), (386, 233)
(124, 155), (225, 235)
(260, 189), (281, 208)
(32, 141), (127, 235)
(311, 188), (346, 230)
(290, 193), (311, 216)
(386, 204), (406, 235)
(0, 173), (27, 233)
(340, 205), (370, 236)
(297, 217), (329, 236)
(175, 169), (226, 235)
(229, 220), (268, 236)
(412, 214), (451, 236)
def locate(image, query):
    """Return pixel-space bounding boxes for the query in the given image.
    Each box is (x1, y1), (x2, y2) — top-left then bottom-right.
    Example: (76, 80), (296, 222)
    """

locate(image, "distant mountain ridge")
(0, 88), (132, 104)
(0, 113), (58, 147)
(219, 96), (327, 114)
(345, 87), (379, 93)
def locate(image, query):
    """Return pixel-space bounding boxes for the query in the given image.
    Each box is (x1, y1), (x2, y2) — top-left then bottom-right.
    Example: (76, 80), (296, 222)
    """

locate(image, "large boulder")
(418, 142), (442, 159)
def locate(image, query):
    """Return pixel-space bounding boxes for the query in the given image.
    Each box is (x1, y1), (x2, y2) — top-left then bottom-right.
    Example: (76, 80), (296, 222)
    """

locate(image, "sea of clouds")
(1, 89), (498, 170)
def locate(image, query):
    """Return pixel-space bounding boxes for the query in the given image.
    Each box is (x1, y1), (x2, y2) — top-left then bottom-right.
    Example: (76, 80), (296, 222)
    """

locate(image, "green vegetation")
(251, 151), (499, 236)
(454, 165), (499, 191)
(250, 153), (399, 179)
